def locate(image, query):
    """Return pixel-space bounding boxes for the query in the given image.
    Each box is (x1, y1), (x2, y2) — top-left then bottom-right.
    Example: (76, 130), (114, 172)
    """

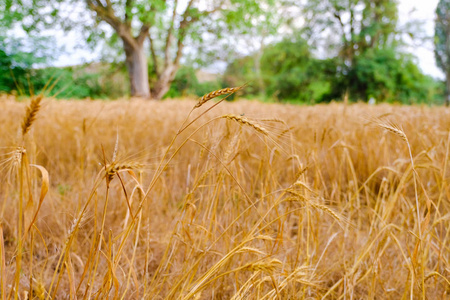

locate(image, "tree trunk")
(152, 64), (177, 100)
(124, 40), (151, 98)
(254, 38), (265, 96)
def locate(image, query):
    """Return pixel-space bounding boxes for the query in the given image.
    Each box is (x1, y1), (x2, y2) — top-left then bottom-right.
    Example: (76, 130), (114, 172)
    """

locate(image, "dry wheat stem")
(2, 97), (449, 298)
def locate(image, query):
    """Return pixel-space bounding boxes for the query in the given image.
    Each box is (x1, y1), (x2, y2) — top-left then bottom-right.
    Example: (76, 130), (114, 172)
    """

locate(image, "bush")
(331, 48), (443, 104)
(44, 64), (129, 99)
(1, 61), (129, 99)
(224, 38), (337, 103)
(165, 66), (223, 99)
(165, 66), (199, 98)
(0, 36), (40, 93)
(223, 56), (261, 96)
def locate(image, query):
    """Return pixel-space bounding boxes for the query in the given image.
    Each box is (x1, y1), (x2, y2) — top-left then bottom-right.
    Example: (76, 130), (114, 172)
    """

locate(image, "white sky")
(51, 0), (444, 79)
(398, 0), (444, 79)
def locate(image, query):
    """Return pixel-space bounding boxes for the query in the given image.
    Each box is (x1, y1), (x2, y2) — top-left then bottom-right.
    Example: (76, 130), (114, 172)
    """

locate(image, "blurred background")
(0, 0), (449, 104)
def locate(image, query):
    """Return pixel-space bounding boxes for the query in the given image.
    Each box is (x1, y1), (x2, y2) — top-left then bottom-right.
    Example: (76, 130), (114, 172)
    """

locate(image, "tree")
(301, 0), (400, 101)
(435, 0), (450, 105)
(331, 47), (441, 103)
(10, 0), (274, 99)
(299, 0), (442, 103)
(0, 36), (54, 94)
(302, 0), (399, 65)
(0, 0), (57, 95)
(261, 38), (318, 101)
(86, 0), (203, 99)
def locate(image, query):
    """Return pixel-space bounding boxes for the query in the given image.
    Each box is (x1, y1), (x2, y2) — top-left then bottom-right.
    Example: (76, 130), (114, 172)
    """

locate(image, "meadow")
(0, 91), (449, 299)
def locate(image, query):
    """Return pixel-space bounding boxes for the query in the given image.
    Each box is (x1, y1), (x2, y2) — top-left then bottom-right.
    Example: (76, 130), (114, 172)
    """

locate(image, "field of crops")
(0, 95), (449, 299)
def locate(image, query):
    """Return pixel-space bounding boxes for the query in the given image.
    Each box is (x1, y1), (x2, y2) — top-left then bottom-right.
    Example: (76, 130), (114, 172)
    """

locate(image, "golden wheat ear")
(21, 94), (44, 137)
(377, 121), (407, 142)
(365, 115), (408, 142)
(221, 114), (269, 135)
(194, 84), (246, 109)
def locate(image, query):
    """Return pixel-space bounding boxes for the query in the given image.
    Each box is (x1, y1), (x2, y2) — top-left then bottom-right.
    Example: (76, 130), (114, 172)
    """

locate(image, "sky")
(398, 0), (444, 79)
(52, 0), (445, 79)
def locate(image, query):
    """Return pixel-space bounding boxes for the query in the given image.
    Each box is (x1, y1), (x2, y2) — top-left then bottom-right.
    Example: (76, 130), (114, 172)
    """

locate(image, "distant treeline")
(0, 38), (445, 104)
(224, 38), (445, 104)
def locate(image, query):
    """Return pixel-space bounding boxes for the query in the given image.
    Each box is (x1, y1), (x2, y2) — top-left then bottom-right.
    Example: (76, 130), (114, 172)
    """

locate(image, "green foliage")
(1, 58), (129, 99)
(7, 0), (279, 99)
(303, 0), (400, 60)
(0, 43), (25, 92)
(0, 0), (24, 29)
(359, 0), (398, 49)
(165, 66), (222, 99)
(328, 48), (443, 103)
(223, 56), (261, 96)
(289, 0), (444, 104)
(193, 80), (223, 98)
(165, 66), (199, 98)
(0, 35), (54, 94)
(225, 39), (442, 104)
(34, 64), (129, 99)
(224, 38), (337, 103)
(261, 38), (335, 102)
(1, 0), (444, 104)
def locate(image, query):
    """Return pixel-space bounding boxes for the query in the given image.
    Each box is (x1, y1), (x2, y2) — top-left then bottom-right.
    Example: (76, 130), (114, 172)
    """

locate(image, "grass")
(0, 93), (449, 299)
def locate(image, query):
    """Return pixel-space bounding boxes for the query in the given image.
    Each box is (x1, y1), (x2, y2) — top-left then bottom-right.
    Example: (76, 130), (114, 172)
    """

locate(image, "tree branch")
(137, 24), (149, 44)
(125, 0), (134, 26)
(149, 32), (160, 76)
(207, 0), (225, 15)
(93, 0), (105, 8)
(332, 11), (347, 44)
(172, 0), (198, 67)
(104, 0), (112, 9)
(86, 0), (137, 48)
(87, 0), (119, 30)
(164, 0), (179, 68)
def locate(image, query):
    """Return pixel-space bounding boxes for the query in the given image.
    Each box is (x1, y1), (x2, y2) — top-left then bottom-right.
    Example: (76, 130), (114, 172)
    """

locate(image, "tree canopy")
(302, 0), (399, 62)
(4, 0), (276, 99)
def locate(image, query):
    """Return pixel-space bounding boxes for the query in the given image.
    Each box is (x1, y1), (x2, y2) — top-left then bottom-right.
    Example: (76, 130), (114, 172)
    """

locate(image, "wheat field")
(0, 93), (449, 299)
